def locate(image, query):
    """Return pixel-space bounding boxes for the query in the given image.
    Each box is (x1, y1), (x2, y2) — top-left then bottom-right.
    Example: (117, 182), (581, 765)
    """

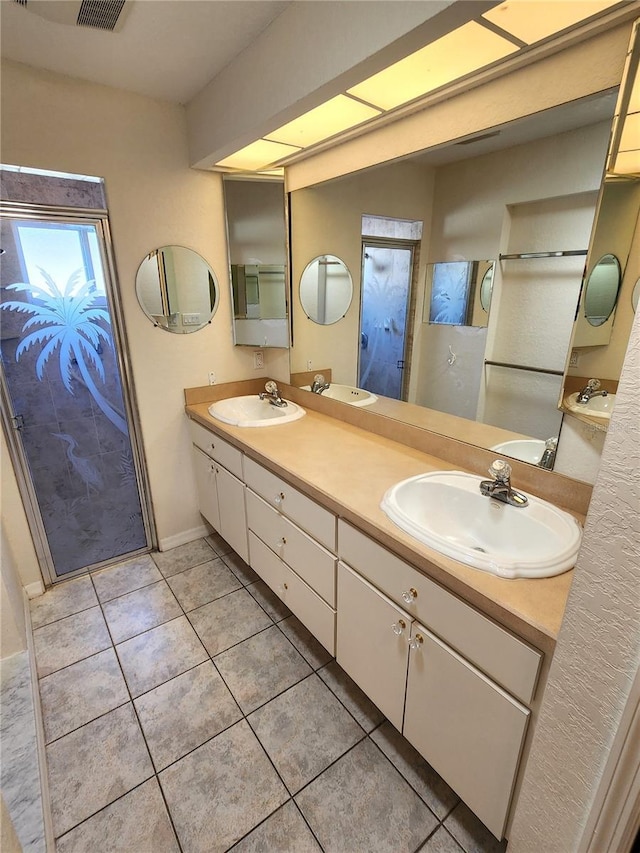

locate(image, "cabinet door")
(216, 465), (248, 563)
(404, 623), (529, 840)
(336, 562), (410, 730)
(192, 446), (220, 531)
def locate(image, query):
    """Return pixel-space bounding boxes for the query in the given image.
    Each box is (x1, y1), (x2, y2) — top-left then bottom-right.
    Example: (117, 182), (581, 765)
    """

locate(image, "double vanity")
(185, 380), (585, 840)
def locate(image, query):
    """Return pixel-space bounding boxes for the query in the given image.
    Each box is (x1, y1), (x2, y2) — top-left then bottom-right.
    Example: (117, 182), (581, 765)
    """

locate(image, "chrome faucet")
(538, 437), (558, 470)
(310, 373), (330, 394)
(259, 380), (287, 408)
(576, 378), (608, 404)
(480, 460), (529, 507)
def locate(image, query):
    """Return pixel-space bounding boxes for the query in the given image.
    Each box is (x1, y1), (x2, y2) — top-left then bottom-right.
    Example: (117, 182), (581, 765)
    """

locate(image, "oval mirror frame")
(136, 245), (219, 333)
(299, 254), (353, 325)
(632, 277), (640, 313)
(480, 264), (494, 312)
(583, 252), (621, 327)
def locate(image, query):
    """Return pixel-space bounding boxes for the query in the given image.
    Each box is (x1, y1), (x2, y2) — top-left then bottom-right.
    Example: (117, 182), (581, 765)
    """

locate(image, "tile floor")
(30, 535), (508, 853)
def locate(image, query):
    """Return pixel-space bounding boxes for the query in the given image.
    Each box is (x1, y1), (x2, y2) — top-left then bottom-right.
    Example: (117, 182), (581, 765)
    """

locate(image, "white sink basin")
(490, 439), (545, 465)
(564, 391), (616, 421)
(301, 384), (378, 407)
(381, 471), (581, 579)
(208, 396), (305, 427)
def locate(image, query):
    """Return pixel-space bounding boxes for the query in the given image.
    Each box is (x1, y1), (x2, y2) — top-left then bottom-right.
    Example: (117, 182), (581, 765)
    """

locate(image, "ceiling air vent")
(14, 0), (132, 32)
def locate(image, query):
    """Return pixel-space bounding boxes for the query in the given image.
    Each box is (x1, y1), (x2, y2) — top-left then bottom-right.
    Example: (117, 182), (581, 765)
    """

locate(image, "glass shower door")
(1, 210), (151, 580)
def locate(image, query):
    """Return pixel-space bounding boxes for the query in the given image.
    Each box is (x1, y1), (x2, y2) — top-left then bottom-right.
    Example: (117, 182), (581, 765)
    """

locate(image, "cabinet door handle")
(210, 442), (215, 452)
(391, 619), (406, 636)
(409, 633), (424, 650)
(274, 491), (285, 506)
(276, 537), (286, 552)
(402, 588), (418, 604)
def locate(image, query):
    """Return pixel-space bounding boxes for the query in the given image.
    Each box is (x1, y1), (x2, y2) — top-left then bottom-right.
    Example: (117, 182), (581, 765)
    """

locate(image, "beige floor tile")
(29, 576), (97, 630)
(160, 720), (288, 853)
(152, 539), (216, 578)
(39, 648), (129, 743)
(46, 704), (153, 838)
(230, 801), (321, 852)
(248, 674), (364, 793)
(246, 579), (291, 622)
(135, 661), (242, 771)
(444, 803), (507, 853)
(116, 616), (208, 698)
(214, 625), (312, 714)
(102, 580), (181, 644)
(33, 607), (111, 678)
(55, 778), (179, 853)
(91, 555), (162, 603)
(317, 660), (385, 732)
(166, 558), (241, 612)
(296, 738), (438, 853)
(278, 616), (332, 670)
(188, 588), (272, 657)
(221, 551), (260, 586)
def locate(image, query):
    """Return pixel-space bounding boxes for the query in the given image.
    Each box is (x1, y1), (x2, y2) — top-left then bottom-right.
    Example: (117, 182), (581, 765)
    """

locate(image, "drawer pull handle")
(391, 619), (406, 636)
(402, 588), (418, 604)
(276, 537), (287, 552)
(282, 582), (289, 591)
(210, 442), (215, 451)
(409, 633), (424, 650)
(274, 492), (285, 506)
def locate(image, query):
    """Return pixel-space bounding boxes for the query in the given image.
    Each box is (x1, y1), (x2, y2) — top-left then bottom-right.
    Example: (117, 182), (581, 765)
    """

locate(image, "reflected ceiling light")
(265, 95), (382, 148)
(619, 109), (640, 151)
(612, 149), (640, 173)
(216, 139), (301, 171)
(482, 0), (621, 46)
(346, 21), (518, 111)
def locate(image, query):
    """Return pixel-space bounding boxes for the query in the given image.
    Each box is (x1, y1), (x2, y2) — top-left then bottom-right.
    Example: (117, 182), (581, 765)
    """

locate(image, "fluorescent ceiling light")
(619, 110), (640, 151)
(265, 95), (382, 148)
(346, 21), (518, 111)
(611, 149), (640, 174)
(216, 139), (300, 171)
(482, 1), (621, 46)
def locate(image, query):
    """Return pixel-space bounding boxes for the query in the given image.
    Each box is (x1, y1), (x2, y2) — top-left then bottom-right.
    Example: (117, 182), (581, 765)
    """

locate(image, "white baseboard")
(24, 582), (44, 599)
(158, 524), (210, 552)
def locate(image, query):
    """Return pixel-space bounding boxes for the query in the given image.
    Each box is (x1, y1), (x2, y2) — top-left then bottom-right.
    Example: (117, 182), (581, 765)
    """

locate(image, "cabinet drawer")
(404, 623), (529, 839)
(189, 419), (243, 479)
(246, 491), (336, 606)
(244, 457), (336, 550)
(248, 532), (335, 655)
(338, 520), (542, 705)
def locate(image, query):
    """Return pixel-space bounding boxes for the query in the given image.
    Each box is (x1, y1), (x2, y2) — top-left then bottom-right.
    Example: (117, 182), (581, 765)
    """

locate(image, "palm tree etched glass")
(1, 217), (147, 576)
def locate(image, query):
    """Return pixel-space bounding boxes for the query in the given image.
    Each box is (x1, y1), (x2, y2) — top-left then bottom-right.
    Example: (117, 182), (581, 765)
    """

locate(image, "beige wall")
(0, 59), (278, 569)
(509, 284), (640, 852)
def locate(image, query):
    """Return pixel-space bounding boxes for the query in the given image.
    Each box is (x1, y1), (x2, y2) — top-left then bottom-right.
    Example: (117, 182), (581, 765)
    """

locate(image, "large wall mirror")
(224, 177), (289, 348)
(136, 245), (219, 333)
(287, 27), (640, 484)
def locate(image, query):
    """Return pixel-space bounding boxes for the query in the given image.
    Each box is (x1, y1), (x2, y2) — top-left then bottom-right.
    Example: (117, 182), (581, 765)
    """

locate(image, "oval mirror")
(480, 264), (494, 312)
(299, 254), (353, 325)
(583, 253), (621, 327)
(632, 277), (640, 313)
(136, 246), (219, 333)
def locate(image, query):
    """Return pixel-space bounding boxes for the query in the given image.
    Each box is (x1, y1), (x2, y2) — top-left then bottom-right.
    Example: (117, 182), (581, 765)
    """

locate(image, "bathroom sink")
(301, 384), (378, 407)
(208, 396), (305, 427)
(564, 392), (616, 421)
(490, 439), (546, 465)
(381, 471), (582, 579)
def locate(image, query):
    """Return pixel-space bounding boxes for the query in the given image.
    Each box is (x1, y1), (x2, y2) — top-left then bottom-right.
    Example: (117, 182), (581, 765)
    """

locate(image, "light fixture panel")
(265, 95), (381, 148)
(346, 21), (518, 111)
(216, 139), (300, 172)
(619, 110), (640, 152)
(482, 1), (621, 46)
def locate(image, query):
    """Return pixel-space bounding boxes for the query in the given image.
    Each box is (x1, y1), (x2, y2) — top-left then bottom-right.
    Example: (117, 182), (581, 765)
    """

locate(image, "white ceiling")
(0, 0), (291, 104)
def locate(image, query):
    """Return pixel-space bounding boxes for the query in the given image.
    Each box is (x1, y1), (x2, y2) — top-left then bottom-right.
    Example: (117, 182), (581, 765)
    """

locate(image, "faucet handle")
(488, 459), (511, 482)
(264, 380), (278, 394)
(313, 374), (326, 384)
(544, 437), (558, 450)
(587, 378), (601, 390)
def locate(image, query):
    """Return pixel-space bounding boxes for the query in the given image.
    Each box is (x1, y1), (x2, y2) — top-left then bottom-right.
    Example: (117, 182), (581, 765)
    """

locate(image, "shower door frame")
(1, 200), (156, 586)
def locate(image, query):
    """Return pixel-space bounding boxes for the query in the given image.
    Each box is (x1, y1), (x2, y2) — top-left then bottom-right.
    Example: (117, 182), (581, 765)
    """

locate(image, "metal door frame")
(1, 201), (156, 586)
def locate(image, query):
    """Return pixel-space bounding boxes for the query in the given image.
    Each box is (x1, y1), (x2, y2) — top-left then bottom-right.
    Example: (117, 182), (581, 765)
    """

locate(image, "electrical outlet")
(569, 351), (580, 368)
(253, 351), (264, 369)
(307, 360), (312, 370)
(183, 313), (201, 326)
(208, 372), (216, 385)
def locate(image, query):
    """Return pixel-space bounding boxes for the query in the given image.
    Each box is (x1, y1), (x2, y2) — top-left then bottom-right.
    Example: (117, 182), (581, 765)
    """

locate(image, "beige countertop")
(186, 397), (577, 656)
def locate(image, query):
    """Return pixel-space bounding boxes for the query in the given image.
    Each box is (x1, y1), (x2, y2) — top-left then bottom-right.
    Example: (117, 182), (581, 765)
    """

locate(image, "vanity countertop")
(186, 401), (577, 655)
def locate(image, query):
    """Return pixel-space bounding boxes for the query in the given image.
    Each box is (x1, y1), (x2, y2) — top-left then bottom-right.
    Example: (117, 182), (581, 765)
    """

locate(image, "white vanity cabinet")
(337, 520), (540, 840)
(189, 420), (248, 562)
(244, 457), (337, 654)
